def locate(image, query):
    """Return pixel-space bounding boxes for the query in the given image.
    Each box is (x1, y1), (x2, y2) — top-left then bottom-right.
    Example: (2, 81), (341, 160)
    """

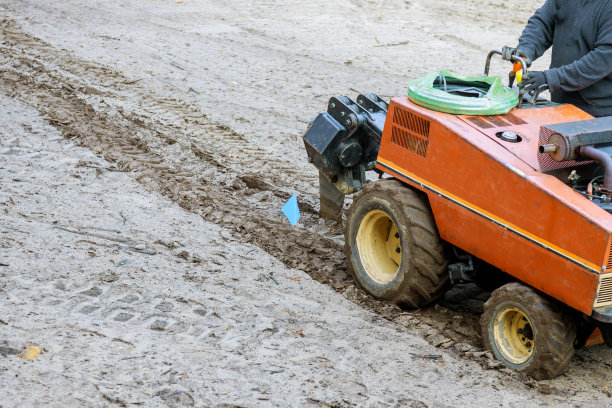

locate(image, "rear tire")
(481, 282), (576, 379)
(344, 179), (449, 307)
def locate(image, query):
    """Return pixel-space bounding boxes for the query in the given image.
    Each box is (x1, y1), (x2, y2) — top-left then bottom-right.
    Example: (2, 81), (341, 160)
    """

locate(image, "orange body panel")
(376, 97), (612, 315)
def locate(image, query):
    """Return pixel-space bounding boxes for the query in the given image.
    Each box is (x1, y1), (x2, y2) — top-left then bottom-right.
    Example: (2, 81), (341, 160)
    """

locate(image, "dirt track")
(0, 0), (611, 406)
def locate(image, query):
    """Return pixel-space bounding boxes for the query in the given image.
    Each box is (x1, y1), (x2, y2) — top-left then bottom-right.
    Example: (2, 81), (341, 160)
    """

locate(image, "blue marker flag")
(282, 193), (300, 226)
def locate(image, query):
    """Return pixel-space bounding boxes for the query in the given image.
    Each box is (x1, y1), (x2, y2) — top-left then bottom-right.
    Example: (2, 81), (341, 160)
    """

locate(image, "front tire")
(344, 179), (448, 307)
(481, 282), (577, 379)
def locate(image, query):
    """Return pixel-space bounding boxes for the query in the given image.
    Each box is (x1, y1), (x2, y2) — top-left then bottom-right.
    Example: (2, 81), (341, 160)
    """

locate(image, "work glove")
(518, 71), (548, 94)
(501, 46), (532, 67)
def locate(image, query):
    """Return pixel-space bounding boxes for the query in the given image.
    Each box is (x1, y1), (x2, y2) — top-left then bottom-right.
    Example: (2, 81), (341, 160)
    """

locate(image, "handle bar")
(484, 49), (528, 77)
(521, 84), (549, 105)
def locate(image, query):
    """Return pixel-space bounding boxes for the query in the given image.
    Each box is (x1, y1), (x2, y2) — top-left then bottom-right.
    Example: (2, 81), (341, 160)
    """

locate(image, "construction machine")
(303, 50), (612, 379)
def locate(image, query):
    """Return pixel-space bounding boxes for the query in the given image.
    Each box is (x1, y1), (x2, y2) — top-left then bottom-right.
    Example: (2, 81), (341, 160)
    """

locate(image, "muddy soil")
(0, 0), (611, 406)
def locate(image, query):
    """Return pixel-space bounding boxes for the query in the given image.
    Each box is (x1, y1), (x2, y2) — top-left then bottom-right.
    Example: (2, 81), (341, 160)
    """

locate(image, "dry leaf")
(19, 346), (42, 360)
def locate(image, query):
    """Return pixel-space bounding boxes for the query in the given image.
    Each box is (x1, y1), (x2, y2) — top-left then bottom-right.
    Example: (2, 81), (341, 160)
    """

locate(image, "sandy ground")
(0, 0), (611, 406)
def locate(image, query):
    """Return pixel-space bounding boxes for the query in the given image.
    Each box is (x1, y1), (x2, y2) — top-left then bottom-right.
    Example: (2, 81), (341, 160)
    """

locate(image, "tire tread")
(480, 282), (576, 380)
(344, 179), (449, 307)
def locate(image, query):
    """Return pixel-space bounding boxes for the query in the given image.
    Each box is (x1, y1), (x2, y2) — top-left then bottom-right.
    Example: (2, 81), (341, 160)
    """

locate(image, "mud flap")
(319, 171), (344, 221)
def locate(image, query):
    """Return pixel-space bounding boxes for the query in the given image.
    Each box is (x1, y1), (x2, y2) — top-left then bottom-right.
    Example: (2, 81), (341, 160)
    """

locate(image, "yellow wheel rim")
(356, 209), (401, 284)
(493, 307), (534, 364)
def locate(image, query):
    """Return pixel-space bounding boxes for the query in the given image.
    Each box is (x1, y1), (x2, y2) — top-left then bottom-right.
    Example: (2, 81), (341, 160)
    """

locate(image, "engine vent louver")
(595, 274), (612, 307)
(466, 113), (526, 129)
(390, 107), (430, 158)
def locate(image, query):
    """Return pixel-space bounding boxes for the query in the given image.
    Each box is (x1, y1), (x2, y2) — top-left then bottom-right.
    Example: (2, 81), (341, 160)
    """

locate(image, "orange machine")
(303, 52), (612, 379)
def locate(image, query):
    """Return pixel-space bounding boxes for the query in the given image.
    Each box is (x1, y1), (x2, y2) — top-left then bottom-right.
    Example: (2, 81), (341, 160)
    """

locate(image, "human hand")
(518, 71), (547, 94)
(501, 46), (532, 67)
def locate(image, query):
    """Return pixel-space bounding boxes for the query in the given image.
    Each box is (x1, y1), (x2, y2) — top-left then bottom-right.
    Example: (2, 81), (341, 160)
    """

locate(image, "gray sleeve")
(517, 0), (557, 62)
(545, 8), (612, 92)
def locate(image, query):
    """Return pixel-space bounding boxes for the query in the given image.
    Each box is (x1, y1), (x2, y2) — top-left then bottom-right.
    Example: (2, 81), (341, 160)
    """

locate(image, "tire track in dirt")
(0, 17), (538, 379)
(0, 18), (352, 304)
(1, 18), (317, 189)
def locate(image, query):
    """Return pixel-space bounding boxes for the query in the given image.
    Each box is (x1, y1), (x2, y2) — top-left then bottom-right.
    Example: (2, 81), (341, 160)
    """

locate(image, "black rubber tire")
(481, 282), (577, 380)
(344, 179), (449, 307)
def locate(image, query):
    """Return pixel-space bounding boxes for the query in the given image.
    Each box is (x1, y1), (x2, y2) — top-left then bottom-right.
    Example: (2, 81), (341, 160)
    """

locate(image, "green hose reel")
(408, 70), (519, 116)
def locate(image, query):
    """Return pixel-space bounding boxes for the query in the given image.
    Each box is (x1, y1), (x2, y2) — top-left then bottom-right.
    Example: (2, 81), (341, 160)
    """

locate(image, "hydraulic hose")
(580, 146), (612, 196)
